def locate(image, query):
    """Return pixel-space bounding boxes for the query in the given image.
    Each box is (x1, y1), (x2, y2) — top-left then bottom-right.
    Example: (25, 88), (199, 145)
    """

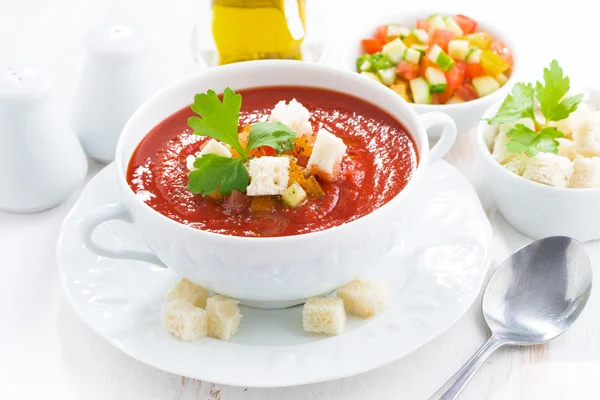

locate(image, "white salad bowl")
(477, 90), (600, 242)
(76, 60), (456, 308)
(340, 11), (519, 132)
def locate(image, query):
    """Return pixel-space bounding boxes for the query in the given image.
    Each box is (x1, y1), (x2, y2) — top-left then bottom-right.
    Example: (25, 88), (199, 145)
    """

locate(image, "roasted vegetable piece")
(250, 196), (276, 212)
(300, 175), (325, 199)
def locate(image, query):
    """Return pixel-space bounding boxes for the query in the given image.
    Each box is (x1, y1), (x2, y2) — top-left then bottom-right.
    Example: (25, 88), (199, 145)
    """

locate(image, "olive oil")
(212, 0), (306, 65)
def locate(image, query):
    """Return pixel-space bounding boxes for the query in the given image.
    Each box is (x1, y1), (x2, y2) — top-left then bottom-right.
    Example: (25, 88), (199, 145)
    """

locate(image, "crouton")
(206, 295), (242, 341)
(573, 127), (600, 158)
(557, 138), (577, 160)
(246, 156), (290, 196)
(569, 157), (600, 188)
(161, 299), (207, 341)
(522, 153), (573, 187)
(306, 128), (347, 181)
(302, 297), (346, 335)
(503, 154), (528, 176)
(186, 139), (232, 171)
(336, 278), (390, 318)
(268, 99), (313, 136)
(165, 279), (210, 308)
(550, 103), (592, 139)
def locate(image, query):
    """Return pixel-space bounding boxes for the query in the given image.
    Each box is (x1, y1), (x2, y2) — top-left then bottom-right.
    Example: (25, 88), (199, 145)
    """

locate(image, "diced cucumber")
(410, 44), (429, 54)
(472, 76), (500, 97)
(382, 38), (407, 63)
(446, 96), (465, 104)
(495, 73), (509, 85)
(370, 53), (393, 70)
(360, 71), (381, 83)
(425, 67), (447, 93)
(282, 182), (307, 207)
(448, 40), (469, 61)
(378, 67), (397, 86)
(409, 77), (432, 104)
(466, 47), (482, 64)
(443, 16), (464, 36)
(412, 29), (430, 44)
(428, 14), (447, 30)
(387, 24), (411, 39)
(356, 54), (372, 72)
(427, 44), (456, 72)
(403, 48), (422, 64)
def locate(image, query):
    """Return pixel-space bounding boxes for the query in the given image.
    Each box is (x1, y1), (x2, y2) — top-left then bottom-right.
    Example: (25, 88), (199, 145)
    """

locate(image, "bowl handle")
(419, 112), (457, 164)
(77, 202), (166, 268)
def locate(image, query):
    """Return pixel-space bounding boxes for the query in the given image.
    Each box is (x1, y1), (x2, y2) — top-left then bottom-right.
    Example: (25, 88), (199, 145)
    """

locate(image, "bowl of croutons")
(477, 61), (600, 241)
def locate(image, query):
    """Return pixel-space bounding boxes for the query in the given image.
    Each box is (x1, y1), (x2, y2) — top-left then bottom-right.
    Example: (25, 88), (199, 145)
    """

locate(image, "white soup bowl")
(76, 60), (457, 308)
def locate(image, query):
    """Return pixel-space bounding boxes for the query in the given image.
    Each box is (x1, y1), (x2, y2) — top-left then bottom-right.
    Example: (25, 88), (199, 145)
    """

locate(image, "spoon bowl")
(431, 236), (593, 400)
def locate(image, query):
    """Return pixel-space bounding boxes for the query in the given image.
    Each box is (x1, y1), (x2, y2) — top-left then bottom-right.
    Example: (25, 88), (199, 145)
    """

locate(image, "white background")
(2, 0), (600, 399)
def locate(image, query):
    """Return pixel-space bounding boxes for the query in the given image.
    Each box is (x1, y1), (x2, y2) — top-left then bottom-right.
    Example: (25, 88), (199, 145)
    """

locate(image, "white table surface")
(1, 0), (600, 399)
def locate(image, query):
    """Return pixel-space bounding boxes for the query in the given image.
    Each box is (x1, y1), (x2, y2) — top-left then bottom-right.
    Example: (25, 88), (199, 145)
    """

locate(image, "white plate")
(57, 161), (492, 387)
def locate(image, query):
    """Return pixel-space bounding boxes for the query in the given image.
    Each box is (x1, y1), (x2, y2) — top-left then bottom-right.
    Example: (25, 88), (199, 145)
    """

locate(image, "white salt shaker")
(72, 21), (163, 163)
(0, 65), (88, 213)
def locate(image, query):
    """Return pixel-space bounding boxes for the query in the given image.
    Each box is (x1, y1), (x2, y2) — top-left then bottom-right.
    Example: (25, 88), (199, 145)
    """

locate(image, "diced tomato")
(375, 25), (387, 42)
(453, 15), (478, 35)
(490, 40), (513, 67)
(431, 29), (455, 52)
(396, 61), (419, 80)
(466, 63), (485, 78)
(362, 39), (383, 54)
(416, 20), (429, 30)
(432, 86), (455, 104)
(419, 56), (437, 77)
(455, 84), (479, 101)
(258, 146), (276, 157)
(447, 61), (467, 89)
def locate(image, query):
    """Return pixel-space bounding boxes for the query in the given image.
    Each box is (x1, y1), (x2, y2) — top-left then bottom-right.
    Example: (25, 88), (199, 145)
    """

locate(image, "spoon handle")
(429, 336), (506, 400)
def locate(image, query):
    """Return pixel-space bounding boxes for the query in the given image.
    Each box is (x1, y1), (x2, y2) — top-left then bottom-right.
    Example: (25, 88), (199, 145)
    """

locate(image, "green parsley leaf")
(486, 83), (536, 125)
(535, 60), (572, 122)
(187, 88), (246, 158)
(187, 154), (249, 195)
(505, 124), (563, 157)
(246, 122), (296, 154)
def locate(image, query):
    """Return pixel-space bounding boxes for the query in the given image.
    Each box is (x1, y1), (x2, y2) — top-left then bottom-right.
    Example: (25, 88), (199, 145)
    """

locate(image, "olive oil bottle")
(212, 0), (306, 65)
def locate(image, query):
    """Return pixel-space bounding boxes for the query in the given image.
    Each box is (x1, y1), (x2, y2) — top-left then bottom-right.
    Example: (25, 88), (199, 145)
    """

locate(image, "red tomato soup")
(127, 87), (418, 237)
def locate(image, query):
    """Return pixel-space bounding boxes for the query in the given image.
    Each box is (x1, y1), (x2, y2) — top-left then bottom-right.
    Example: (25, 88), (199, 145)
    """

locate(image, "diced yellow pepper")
(300, 175), (324, 199)
(250, 196), (276, 212)
(402, 34), (419, 47)
(389, 81), (410, 102)
(282, 182), (307, 207)
(465, 32), (492, 49)
(288, 161), (306, 186)
(481, 49), (509, 75)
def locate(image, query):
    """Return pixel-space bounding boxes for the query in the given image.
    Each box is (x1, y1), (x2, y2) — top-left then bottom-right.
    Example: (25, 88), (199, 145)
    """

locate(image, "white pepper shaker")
(72, 21), (163, 163)
(0, 65), (88, 213)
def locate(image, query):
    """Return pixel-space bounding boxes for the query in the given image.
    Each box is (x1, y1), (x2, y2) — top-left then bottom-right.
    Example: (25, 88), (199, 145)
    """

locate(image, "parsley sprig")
(487, 60), (583, 157)
(186, 88), (296, 195)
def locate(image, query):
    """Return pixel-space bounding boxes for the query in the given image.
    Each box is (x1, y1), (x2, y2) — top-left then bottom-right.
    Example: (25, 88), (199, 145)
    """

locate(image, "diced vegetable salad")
(356, 14), (513, 105)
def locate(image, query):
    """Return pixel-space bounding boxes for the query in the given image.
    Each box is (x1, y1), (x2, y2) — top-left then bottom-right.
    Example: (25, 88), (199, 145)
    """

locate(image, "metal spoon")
(430, 236), (593, 400)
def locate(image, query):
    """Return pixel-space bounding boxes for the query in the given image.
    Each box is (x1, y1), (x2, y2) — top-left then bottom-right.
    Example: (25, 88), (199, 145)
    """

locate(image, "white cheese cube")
(307, 128), (347, 181)
(503, 154), (528, 176)
(268, 98), (313, 136)
(302, 297), (346, 335)
(569, 157), (600, 188)
(206, 295), (242, 341)
(246, 156), (290, 196)
(573, 127), (600, 157)
(161, 299), (207, 341)
(187, 139), (232, 171)
(557, 138), (577, 160)
(336, 278), (390, 318)
(522, 153), (573, 187)
(165, 279), (210, 308)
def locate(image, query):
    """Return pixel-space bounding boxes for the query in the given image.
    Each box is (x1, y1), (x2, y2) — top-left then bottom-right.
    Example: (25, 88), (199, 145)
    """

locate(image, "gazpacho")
(127, 86), (417, 237)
